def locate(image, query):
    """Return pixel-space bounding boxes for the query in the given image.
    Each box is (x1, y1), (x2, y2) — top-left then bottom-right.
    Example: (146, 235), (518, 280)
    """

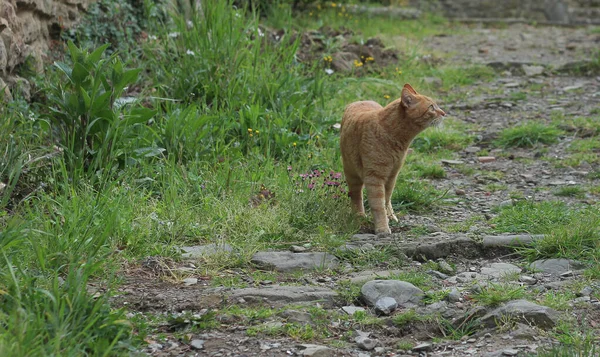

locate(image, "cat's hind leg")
(346, 175), (365, 216)
(384, 175), (398, 223)
(365, 177), (390, 234)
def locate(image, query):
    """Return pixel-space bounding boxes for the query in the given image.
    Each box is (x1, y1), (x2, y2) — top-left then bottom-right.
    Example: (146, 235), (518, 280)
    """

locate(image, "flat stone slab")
(530, 258), (585, 276)
(361, 280), (424, 308)
(480, 263), (522, 278)
(229, 286), (338, 307)
(181, 243), (234, 259)
(251, 251), (339, 272)
(401, 237), (482, 260)
(346, 270), (403, 284)
(482, 234), (543, 248)
(480, 299), (558, 329)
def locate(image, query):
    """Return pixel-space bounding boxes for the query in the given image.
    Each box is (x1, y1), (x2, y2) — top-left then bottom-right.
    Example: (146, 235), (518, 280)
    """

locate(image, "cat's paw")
(388, 213), (398, 222)
(375, 226), (392, 236)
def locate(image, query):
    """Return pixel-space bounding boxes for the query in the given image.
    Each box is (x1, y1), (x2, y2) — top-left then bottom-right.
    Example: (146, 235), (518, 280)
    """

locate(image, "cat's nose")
(438, 109), (446, 117)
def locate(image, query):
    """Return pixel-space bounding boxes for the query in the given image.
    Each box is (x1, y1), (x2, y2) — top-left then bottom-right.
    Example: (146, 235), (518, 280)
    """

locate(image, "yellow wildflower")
(384, 94), (390, 99)
(293, 142), (297, 147)
(249, 133), (253, 137)
(353, 60), (363, 68)
(331, 2), (337, 7)
(255, 130), (260, 134)
(248, 128), (253, 133)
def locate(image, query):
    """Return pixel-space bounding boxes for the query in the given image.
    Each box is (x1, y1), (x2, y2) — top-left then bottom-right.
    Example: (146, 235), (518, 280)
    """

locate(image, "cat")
(340, 83), (446, 234)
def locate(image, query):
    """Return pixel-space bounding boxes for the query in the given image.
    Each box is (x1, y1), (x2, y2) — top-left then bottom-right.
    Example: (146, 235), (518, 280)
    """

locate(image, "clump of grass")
(472, 283), (527, 306)
(411, 163), (447, 179)
(492, 200), (573, 234)
(392, 179), (447, 212)
(392, 309), (433, 327)
(335, 280), (363, 305)
(496, 121), (562, 148)
(412, 127), (473, 153)
(553, 186), (586, 199)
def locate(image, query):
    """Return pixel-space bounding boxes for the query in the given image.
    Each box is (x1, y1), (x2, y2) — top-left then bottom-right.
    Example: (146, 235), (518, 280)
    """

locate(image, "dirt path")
(116, 22), (600, 357)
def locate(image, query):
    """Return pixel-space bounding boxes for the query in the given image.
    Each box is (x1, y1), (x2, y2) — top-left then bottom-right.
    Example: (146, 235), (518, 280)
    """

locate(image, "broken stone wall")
(410, 0), (600, 25)
(0, 0), (96, 100)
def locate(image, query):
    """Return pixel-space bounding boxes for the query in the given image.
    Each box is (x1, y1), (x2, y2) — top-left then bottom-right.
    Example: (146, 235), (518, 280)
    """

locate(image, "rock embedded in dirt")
(361, 280), (424, 308)
(438, 260), (455, 275)
(441, 159), (465, 165)
(522, 65), (545, 77)
(478, 156), (496, 163)
(190, 339), (205, 350)
(228, 285), (338, 307)
(181, 243), (234, 259)
(342, 306), (366, 315)
(290, 245), (307, 253)
(519, 275), (537, 285)
(280, 309), (313, 324)
(251, 251), (339, 272)
(530, 258), (585, 276)
(374, 296), (398, 315)
(182, 277), (198, 286)
(355, 335), (378, 351)
(331, 51), (360, 73)
(299, 344), (334, 357)
(447, 288), (461, 303)
(481, 300), (558, 329)
(480, 262), (522, 278)
(412, 342), (433, 352)
(482, 234), (543, 249)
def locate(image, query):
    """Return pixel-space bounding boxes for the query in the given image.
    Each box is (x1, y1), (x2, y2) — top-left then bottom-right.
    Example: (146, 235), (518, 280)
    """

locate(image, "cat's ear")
(403, 83), (417, 95)
(401, 84), (416, 108)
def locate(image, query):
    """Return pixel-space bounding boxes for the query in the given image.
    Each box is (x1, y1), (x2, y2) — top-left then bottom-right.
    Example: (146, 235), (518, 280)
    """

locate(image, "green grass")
(553, 186), (586, 199)
(472, 283), (527, 306)
(496, 121), (563, 148)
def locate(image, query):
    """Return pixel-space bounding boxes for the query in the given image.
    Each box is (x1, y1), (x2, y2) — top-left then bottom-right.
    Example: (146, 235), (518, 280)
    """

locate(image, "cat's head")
(400, 83), (446, 127)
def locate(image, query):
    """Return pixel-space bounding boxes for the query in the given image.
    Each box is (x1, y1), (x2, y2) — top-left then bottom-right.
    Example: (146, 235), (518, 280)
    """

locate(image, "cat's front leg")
(365, 179), (390, 234)
(385, 175), (398, 223)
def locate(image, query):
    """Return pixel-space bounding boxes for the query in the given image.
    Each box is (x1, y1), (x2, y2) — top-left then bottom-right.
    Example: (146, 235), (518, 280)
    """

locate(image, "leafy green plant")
(47, 41), (156, 179)
(472, 283), (527, 306)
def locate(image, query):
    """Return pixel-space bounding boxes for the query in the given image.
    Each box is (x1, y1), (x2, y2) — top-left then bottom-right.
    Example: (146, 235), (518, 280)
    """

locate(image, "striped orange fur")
(340, 84), (446, 234)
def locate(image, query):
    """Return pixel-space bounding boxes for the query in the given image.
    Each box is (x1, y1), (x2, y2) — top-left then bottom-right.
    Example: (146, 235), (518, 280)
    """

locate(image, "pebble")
(374, 297), (398, 315)
(578, 286), (593, 297)
(355, 335), (378, 351)
(502, 348), (519, 356)
(190, 340), (205, 350)
(342, 306), (366, 315)
(412, 343), (433, 352)
(447, 288), (461, 303)
(183, 277), (198, 286)
(455, 189), (466, 196)
(478, 156), (496, 163)
(290, 245), (307, 253)
(441, 159), (465, 165)
(519, 275), (537, 285)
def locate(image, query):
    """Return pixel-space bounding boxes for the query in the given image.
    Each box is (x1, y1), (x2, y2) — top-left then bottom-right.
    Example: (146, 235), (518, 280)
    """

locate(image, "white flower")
(257, 28), (264, 37)
(168, 32), (180, 38)
(325, 68), (334, 75)
(149, 35), (158, 40)
(186, 49), (195, 56)
(187, 20), (193, 28)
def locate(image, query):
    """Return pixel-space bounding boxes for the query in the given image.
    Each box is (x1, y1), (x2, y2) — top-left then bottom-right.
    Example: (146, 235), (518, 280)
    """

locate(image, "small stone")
(560, 271), (574, 278)
(427, 270), (449, 280)
(441, 159), (464, 165)
(478, 48), (489, 54)
(522, 65), (545, 77)
(573, 296), (591, 304)
(465, 146), (482, 154)
(342, 306), (366, 315)
(478, 156), (496, 163)
(190, 340), (205, 350)
(183, 277), (198, 286)
(447, 288), (461, 303)
(481, 262), (522, 278)
(300, 344), (334, 357)
(519, 275), (537, 285)
(455, 189), (466, 196)
(361, 280), (424, 308)
(502, 348), (519, 356)
(290, 245), (307, 253)
(355, 335), (378, 351)
(412, 343), (433, 352)
(467, 338), (477, 343)
(578, 286), (593, 297)
(374, 297), (398, 315)
(438, 260), (455, 275)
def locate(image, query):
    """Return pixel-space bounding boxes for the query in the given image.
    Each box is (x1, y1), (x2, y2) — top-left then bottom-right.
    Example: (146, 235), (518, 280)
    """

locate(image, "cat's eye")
(429, 105), (434, 111)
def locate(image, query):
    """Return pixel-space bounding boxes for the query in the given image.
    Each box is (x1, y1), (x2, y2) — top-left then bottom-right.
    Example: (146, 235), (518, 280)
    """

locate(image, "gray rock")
(229, 286), (338, 307)
(290, 245), (307, 253)
(519, 275), (537, 285)
(374, 297), (398, 315)
(480, 263), (522, 278)
(412, 342), (433, 352)
(522, 65), (544, 77)
(578, 286), (593, 297)
(300, 344), (334, 357)
(342, 306), (366, 315)
(464, 146), (482, 154)
(530, 259), (585, 276)
(347, 270), (402, 284)
(447, 288), (461, 303)
(441, 159), (465, 165)
(251, 251), (339, 272)
(482, 234), (543, 248)
(573, 296), (591, 304)
(402, 237), (482, 260)
(447, 272), (486, 284)
(427, 270), (449, 280)
(510, 323), (537, 340)
(190, 339), (205, 350)
(438, 260), (455, 275)
(181, 243), (233, 259)
(355, 335), (378, 351)
(182, 277), (198, 286)
(481, 300), (558, 329)
(502, 349), (519, 356)
(361, 280), (424, 308)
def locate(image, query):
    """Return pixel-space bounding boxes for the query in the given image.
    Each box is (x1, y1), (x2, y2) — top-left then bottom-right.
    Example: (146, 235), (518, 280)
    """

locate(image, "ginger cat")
(340, 84), (446, 234)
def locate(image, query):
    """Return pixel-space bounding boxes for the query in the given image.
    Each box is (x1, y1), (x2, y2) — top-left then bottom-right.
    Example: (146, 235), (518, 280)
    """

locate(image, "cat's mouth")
(429, 116), (444, 128)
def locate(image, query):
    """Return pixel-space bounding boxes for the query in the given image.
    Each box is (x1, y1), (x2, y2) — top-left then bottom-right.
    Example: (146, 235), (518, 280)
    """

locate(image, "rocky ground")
(112, 21), (600, 357)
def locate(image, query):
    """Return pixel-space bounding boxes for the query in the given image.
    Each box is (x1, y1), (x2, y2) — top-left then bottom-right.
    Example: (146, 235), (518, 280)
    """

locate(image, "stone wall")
(410, 0), (600, 25)
(0, 0), (95, 100)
